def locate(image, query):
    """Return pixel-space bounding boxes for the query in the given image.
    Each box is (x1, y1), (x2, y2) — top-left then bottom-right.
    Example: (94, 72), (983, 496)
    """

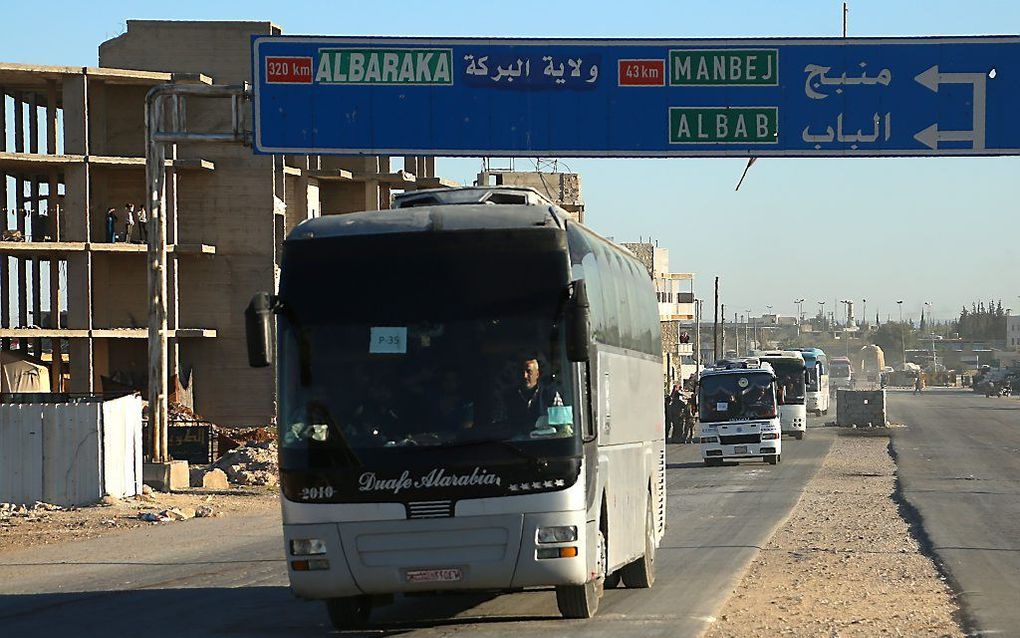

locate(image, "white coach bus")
(797, 348), (830, 415)
(756, 350), (808, 439)
(246, 186), (665, 627)
(698, 360), (782, 465)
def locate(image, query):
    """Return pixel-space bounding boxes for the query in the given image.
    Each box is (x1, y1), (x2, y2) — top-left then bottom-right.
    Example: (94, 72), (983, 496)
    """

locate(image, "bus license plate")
(734, 445), (748, 455)
(405, 568), (462, 583)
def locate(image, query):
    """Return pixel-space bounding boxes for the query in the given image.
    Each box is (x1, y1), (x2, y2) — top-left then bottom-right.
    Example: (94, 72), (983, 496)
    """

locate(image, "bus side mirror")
(566, 280), (591, 363)
(245, 292), (275, 368)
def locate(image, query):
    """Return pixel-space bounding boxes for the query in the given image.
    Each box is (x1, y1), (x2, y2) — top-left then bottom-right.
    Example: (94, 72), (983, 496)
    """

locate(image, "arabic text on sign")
(804, 62), (892, 99)
(462, 52), (600, 88)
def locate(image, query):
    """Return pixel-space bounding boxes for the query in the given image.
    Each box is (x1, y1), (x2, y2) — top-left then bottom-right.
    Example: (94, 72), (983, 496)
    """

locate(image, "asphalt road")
(889, 388), (1020, 636)
(0, 422), (832, 638)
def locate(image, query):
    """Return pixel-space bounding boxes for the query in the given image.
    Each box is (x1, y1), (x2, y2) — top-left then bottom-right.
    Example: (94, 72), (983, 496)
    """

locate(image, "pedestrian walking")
(123, 203), (136, 243)
(105, 208), (118, 243)
(137, 205), (148, 243)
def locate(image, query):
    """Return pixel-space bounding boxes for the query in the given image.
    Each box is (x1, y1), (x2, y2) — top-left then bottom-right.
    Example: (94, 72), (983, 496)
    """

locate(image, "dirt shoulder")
(705, 430), (964, 637)
(0, 488), (279, 554)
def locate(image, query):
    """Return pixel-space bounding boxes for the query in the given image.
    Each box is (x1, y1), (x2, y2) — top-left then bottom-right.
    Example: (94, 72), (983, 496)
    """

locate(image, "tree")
(954, 300), (1008, 341)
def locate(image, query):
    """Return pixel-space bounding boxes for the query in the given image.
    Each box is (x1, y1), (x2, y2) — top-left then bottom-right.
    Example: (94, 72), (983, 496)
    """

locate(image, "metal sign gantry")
(251, 35), (1020, 157)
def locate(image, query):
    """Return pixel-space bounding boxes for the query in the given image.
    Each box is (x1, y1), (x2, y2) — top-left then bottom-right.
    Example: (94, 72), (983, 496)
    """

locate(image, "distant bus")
(698, 360), (782, 465)
(830, 356), (854, 393)
(796, 348), (830, 415)
(245, 186), (664, 625)
(757, 350), (807, 439)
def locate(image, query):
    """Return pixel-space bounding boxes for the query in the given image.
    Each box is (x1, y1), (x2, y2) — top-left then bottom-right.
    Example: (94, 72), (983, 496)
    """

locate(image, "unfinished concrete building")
(0, 20), (455, 426)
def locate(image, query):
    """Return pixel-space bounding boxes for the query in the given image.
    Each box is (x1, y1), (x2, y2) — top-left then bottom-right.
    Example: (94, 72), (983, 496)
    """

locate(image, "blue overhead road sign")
(251, 36), (1020, 157)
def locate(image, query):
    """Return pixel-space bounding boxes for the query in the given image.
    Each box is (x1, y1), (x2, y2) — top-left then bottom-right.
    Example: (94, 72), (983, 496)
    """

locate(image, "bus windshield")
(276, 231), (578, 470)
(699, 372), (777, 422)
(831, 363), (851, 379)
(761, 359), (806, 405)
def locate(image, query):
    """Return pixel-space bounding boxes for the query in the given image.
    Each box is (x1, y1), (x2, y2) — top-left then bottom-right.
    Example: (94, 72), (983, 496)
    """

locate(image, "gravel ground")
(0, 488), (279, 554)
(706, 431), (964, 638)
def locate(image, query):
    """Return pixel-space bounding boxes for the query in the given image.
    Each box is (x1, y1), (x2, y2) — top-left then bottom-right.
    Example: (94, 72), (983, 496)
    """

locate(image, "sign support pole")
(145, 82), (250, 463)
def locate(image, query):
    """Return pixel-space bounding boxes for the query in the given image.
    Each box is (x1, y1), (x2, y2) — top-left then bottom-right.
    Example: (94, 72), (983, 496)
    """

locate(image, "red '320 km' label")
(266, 56), (313, 83)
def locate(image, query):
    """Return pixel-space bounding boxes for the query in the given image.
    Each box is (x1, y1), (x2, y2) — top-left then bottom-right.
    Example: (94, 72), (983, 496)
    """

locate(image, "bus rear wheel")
(325, 595), (371, 630)
(620, 494), (656, 588)
(794, 431), (804, 440)
(766, 455), (778, 465)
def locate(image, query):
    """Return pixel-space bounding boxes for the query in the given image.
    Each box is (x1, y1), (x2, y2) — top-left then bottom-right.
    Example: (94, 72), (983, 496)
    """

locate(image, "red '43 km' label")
(618, 59), (666, 86)
(266, 56), (313, 83)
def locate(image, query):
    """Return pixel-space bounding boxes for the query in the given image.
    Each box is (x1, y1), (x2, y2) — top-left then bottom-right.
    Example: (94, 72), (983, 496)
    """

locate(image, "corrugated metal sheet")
(102, 395), (144, 499)
(0, 395), (143, 506)
(0, 405), (43, 505)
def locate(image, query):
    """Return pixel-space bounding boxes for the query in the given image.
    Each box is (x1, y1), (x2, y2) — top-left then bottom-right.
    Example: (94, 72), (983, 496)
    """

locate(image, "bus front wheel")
(325, 595), (371, 629)
(555, 528), (605, 618)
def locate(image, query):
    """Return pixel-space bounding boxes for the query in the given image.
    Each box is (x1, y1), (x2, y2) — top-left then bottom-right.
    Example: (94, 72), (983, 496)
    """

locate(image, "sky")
(2, 0), (1019, 322)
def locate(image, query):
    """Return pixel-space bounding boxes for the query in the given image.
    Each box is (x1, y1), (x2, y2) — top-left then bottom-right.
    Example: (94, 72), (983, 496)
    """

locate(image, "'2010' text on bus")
(245, 186), (665, 627)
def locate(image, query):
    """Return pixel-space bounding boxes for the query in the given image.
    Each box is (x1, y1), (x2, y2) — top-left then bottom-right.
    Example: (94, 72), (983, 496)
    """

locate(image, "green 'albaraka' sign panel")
(315, 48), (453, 85)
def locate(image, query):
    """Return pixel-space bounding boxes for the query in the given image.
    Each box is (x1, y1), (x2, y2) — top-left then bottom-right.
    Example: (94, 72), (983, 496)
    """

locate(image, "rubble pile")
(137, 505), (216, 523)
(214, 440), (279, 486)
(1, 501), (64, 526)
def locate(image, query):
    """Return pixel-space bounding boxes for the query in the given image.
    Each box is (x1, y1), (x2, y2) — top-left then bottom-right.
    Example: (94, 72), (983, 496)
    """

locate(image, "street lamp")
(862, 299), (867, 329)
(925, 301), (937, 373)
(794, 298), (804, 336)
(897, 300), (905, 366)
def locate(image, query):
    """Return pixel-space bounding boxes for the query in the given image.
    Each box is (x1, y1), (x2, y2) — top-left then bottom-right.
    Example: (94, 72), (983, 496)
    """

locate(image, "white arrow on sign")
(913, 65), (986, 150)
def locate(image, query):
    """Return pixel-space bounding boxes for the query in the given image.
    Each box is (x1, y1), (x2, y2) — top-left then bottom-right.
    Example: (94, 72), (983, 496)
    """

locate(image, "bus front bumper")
(283, 510), (590, 599)
(700, 440), (781, 460)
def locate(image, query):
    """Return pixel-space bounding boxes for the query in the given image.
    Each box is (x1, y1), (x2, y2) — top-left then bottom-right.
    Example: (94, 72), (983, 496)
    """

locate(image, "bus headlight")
(290, 538), (327, 556)
(537, 525), (577, 543)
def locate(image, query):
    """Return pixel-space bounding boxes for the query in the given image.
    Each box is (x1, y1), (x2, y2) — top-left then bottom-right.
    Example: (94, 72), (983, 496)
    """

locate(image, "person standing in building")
(105, 207), (118, 243)
(123, 203), (136, 243)
(137, 205), (148, 244)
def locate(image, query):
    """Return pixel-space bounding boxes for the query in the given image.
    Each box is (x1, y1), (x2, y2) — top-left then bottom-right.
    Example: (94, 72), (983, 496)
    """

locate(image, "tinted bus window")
(597, 244), (622, 347)
(566, 224), (610, 345)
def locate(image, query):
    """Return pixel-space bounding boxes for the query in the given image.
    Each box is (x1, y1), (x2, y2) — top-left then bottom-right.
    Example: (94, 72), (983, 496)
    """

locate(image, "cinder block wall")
(836, 389), (887, 427)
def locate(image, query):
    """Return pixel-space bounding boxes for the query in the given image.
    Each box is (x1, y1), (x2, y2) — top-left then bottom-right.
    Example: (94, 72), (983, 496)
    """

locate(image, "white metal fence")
(0, 394), (143, 506)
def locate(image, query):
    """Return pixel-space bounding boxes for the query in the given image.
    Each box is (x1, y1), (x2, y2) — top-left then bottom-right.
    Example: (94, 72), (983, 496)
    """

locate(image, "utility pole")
(721, 303), (727, 358)
(695, 298), (702, 376)
(713, 277), (720, 361)
(734, 312), (740, 356)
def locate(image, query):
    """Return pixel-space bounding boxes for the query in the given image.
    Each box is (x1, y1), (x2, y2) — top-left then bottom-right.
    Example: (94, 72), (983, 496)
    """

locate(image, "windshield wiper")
(427, 438), (549, 469)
